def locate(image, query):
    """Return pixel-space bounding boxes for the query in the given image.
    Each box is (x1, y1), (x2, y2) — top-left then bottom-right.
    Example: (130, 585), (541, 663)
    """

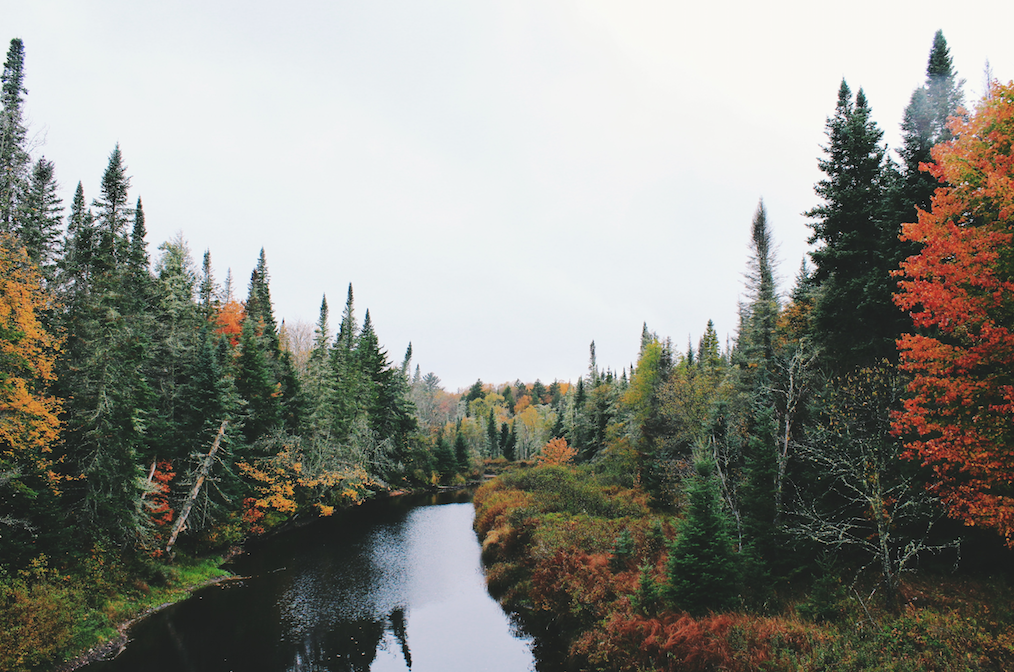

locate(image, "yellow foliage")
(537, 437), (577, 466)
(0, 237), (63, 492)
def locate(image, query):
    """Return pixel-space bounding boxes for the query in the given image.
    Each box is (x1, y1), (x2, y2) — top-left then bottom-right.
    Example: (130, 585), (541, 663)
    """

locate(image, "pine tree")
(0, 39), (30, 235)
(330, 283), (360, 436)
(304, 295), (339, 436)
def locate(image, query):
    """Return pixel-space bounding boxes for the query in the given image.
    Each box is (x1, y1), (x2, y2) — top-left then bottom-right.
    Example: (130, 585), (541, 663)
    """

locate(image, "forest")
(2, 29), (1014, 671)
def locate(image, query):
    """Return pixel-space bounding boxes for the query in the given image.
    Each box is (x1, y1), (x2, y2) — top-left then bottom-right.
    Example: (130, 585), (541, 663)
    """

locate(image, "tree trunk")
(165, 421), (227, 555)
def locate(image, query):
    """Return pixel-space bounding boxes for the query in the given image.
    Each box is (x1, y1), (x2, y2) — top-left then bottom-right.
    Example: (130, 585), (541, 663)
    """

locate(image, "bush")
(0, 556), (80, 672)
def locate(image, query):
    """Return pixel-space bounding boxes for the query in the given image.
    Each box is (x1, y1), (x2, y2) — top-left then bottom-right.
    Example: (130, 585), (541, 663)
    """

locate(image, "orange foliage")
(530, 549), (627, 632)
(513, 394), (532, 415)
(573, 610), (812, 672)
(0, 236), (63, 493)
(893, 81), (1014, 545)
(143, 460), (175, 557)
(214, 300), (245, 346)
(537, 437), (576, 466)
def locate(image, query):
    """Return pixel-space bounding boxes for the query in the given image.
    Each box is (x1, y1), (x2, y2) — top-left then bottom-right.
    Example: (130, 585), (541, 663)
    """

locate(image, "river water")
(84, 491), (540, 672)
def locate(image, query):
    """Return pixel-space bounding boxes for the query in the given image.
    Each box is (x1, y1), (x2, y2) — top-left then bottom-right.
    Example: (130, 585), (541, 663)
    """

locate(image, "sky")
(7, 1), (1014, 391)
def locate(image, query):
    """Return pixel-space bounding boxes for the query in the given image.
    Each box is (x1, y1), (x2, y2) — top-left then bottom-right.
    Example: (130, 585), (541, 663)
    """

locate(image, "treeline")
(474, 31), (1014, 671)
(0, 36), (466, 668)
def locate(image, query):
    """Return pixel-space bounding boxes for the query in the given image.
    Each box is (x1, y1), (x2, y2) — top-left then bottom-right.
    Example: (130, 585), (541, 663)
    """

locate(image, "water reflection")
(84, 494), (536, 672)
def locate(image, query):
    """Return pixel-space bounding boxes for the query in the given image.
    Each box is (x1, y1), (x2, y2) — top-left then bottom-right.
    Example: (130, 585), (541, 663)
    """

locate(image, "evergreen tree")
(198, 249), (218, 320)
(665, 457), (741, 614)
(434, 429), (457, 478)
(235, 315), (282, 445)
(0, 39), (29, 235)
(19, 157), (63, 281)
(696, 319), (722, 370)
(62, 182), (94, 289)
(454, 425), (469, 472)
(304, 295), (339, 436)
(899, 31), (964, 213)
(330, 283), (360, 435)
(487, 406), (499, 457)
(128, 197), (149, 276)
(806, 81), (902, 369)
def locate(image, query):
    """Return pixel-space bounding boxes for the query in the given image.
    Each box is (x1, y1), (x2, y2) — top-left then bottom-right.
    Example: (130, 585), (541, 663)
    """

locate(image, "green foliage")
(796, 555), (848, 623)
(0, 556), (79, 672)
(610, 529), (635, 572)
(665, 458), (741, 614)
(807, 81), (905, 369)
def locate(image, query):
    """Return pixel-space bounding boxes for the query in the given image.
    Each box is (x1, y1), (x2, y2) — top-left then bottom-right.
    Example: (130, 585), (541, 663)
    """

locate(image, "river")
(83, 491), (543, 672)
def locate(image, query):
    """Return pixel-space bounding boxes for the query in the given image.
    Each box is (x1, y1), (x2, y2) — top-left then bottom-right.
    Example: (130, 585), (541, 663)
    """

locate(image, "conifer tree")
(330, 283), (360, 435)
(304, 295), (339, 436)
(0, 39), (29, 235)
(454, 425), (469, 472)
(235, 315), (282, 445)
(198, 249), (218, 320)
(92, 145), (132, 271)
(128, 197), (149, 276)
(807, 81), (902, 369)
(487, 407), (498, 457)
(899, 31), (964, 213)
(665, 457), (740, 614)
(19, 157), (63, 281)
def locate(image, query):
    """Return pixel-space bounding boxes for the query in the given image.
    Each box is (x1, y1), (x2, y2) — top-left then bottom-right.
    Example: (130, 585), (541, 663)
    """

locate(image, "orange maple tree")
(537, 437), (577, 466)
(0, 236), (63, 494)
(214, 299), (245, 346)
(893, 81), (1014, 545)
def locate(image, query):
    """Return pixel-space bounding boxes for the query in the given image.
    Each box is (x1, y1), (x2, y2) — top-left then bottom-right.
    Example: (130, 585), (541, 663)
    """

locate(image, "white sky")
(8, 1), (1014, 391)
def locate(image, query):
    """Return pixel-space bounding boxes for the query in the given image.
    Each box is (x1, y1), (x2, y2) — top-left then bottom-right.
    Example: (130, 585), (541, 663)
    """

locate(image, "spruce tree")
(19, 157), (63, 281)
(92, 145), (132, 273)
(487, 407), (499, 457)
(235, 315), (282, 445)
(0, 38), (29, 235)
(665, 458), (741, 614)
(806, 81), (901, 369)
(454, 426), (469, 472)
(62, 182), (94, 288)
(899, 31), (964, 213)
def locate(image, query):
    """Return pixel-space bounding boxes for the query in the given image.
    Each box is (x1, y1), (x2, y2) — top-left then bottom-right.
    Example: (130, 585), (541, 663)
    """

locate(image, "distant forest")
(2, 30), (1014, 671)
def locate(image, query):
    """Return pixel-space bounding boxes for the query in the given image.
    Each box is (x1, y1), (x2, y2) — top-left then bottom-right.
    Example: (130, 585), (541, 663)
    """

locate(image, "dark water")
(84, 491), (538, 672)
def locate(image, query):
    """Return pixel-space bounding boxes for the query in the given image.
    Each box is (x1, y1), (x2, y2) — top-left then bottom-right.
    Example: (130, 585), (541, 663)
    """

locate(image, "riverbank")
(48, 483), (464, 671)
(475, 463), (1014, 671)
(49, 556), (236, 672)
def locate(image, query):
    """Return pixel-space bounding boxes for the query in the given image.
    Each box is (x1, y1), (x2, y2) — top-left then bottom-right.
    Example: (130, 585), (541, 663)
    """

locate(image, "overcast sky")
(8, 1), (1014, 391)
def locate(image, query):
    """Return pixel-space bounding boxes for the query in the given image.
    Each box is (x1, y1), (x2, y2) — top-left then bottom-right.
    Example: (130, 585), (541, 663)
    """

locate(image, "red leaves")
(893, 81), (1014, 545)
(573, 610), (811, 672)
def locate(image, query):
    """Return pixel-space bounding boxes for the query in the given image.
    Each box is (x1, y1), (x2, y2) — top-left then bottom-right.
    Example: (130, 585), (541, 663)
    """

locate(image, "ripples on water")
(84, 493), (537, 672)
